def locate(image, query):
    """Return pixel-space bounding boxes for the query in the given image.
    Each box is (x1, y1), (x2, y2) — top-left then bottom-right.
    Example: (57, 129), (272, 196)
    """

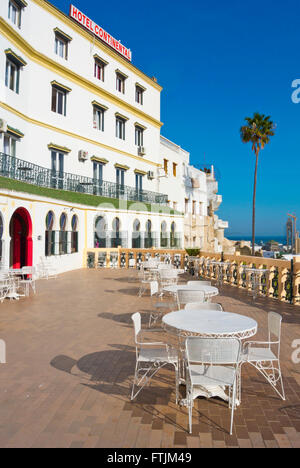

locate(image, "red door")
(10, 208), (33, 269)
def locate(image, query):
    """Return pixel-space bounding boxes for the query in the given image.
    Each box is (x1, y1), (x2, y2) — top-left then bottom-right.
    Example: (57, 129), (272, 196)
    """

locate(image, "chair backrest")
(131, 312), (141, 342)
(159, 269), (178, 279)
(177, 289), (205, 305)
(187, 280), (211, 287)
(150, 281), (159, 296)
(158, 263), (173, 270)
(268, 312), (282, 341)
(186, 337), (241, 365)
(185, 302), (223, 311)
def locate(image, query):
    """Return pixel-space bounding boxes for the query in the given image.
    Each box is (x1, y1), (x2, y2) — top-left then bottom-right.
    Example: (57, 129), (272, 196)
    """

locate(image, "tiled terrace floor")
(0, 268), (300, 448)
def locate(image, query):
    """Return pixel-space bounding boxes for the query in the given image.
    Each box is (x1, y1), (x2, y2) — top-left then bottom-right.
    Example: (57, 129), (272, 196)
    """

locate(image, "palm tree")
(240, 113), (276, 256)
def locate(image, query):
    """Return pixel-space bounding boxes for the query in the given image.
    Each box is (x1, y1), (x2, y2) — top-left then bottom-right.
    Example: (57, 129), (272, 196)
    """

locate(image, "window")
(93, 162), (103, 183)
(93, 107), (104, 131)
(59, 213), (68, 255)
(116, 116), (126, 140)
(116, 72), (126, 93)
(0, 213), (3, 264)
(173, 163), (177, 177)
(3, 134), (17, 157)
(163, 159), (168, 174)
(71, 215), (78, 253)
(5, 59), (20, 93)
(135, 85), (144, 105)
(94, 216), (107, 248)
(116, 168), (125, 187)
(45, 211), (55, 257)
(94, 59), (106, 81)
(135, 173), (143, 193)
(112, 217), (121, 247)
(132, 219), (141, 248)
(51, 151), (64, 189)
(192, 200), (196, 215)
(51, 86), (67, 116)
(8, 0), (21, 28)
(55, 36), (68, 59)
(135, 126), (144, 147)
(54, 29), (72, 60)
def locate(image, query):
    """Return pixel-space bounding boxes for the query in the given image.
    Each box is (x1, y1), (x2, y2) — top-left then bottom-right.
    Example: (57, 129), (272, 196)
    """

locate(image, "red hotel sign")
(69, 4), (132, 62)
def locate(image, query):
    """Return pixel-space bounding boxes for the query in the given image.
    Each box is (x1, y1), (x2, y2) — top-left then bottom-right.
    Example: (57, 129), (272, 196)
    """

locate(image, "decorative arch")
(45, 210), (55, 257)
(111, 217), (121, 248)
(9, 207), (33, 269)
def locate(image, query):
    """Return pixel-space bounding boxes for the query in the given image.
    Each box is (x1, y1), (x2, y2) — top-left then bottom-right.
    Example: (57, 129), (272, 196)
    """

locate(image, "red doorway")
(9, 207), (33, 269)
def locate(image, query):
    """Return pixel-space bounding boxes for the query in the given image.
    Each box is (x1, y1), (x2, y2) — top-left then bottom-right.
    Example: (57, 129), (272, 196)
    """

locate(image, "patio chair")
(241, 311), (285, 401)
(19, 266), (36, 296)
(131, 312), (179, 402)
(158, 269), (178, 289)
(185, 337), (241, 435)
(138, 267), (156, 296)
(0, 274), (10, 303)
(184, 302), (223, 312)
(148, 281), (176, 327)
(187, 280), (212, 287)
(177, 289), (205, 309)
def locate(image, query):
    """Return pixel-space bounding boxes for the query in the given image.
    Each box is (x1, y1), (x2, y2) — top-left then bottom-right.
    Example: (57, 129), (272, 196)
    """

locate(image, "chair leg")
(131, 361), (139, 401)
(230, 381), (236, 435)
(188, 389), (193, 434)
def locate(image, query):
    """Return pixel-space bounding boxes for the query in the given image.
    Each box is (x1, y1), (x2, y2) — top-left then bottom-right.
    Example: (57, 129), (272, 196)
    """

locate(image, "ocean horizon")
(227, 235), (286, 245)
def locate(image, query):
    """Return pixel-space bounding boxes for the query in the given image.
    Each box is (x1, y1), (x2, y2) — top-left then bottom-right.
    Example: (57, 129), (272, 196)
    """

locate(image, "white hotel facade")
(0, 0), (228, 274)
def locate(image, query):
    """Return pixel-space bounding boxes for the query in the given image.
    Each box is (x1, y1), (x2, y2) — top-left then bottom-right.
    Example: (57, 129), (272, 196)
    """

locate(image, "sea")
(227, 235), (286, 246)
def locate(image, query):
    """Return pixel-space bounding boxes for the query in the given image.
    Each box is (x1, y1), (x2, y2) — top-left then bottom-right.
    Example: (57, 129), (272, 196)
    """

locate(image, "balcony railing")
(0, 153), (168, 205)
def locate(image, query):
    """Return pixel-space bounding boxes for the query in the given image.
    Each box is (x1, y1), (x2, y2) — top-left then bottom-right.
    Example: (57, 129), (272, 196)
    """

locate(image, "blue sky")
(51, 0), (300, 237)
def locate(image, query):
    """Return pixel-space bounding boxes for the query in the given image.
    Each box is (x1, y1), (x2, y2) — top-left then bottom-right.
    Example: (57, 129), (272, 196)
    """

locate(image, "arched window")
(170, 222), (177, 248)
(160, 221), (168, 248)
(94, 216), (106, 247)
(132, 219), (141, 248)
(45, 211), (55, 257)
(145, 220), (153, 248)
(71, 214), (78, 253)
(112, 217), (121, 247)
(59, 213), (68, 255)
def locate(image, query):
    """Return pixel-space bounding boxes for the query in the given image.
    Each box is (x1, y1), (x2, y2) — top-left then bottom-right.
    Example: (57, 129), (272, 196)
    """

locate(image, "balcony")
(0, 153), (168, 206)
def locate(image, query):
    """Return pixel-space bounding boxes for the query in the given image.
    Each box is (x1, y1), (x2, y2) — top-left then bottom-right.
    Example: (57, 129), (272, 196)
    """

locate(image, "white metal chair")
(177, 289), (205, 309)
(0, 274), (11, 303)
(187, 280), (212, 287)
(241, 311), (285, 400)
(131, 312), (179, 402)
(184, 302), (223, 311)
(185, 337), (241, 435)
(19, 266), (36, 296)
(138, 266), (156, 296)
(148, 281), (176, 327)
(158, 269), (178, 290)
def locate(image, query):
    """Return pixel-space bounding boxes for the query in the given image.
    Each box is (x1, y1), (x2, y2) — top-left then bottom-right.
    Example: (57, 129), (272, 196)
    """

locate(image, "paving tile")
(0, 269), (298, 448)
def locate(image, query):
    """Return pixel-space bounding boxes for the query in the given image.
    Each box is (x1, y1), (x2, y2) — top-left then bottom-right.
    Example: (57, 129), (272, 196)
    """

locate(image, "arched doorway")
(9, 207), (33, 269)
(94, 215), (107, 247)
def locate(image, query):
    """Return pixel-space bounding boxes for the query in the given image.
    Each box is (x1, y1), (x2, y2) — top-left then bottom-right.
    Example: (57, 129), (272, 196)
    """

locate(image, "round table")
(163, 284), (219, 300)
(163, 309), (257, 339)
(162, 309), (257, 404)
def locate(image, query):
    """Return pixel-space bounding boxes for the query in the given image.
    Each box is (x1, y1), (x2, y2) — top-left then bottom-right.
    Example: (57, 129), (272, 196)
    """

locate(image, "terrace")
(0, 268), (300, 448)
(0, 152), (168, 206)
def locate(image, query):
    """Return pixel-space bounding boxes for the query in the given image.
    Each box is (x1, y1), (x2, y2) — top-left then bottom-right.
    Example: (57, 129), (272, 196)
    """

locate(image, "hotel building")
(0, 0), (228, 274)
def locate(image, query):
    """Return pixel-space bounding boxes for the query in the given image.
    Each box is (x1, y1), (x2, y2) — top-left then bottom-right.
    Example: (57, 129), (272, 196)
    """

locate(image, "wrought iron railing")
(0, 153), (168, 205)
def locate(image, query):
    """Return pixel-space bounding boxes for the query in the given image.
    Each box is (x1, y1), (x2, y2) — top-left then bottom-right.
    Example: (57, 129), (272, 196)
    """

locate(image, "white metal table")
(162, 309), (257, 404)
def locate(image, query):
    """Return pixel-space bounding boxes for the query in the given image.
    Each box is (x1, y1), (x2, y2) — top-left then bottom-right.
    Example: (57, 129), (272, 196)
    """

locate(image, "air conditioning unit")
(147, 171), (155, 180)
(78, 150), (88, 162)
(0, 119), (7, 133)
(138, 146), (146, 156)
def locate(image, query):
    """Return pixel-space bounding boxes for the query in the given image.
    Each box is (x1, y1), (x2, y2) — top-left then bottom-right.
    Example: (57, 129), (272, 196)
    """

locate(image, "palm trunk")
(252, 149), (259, 256)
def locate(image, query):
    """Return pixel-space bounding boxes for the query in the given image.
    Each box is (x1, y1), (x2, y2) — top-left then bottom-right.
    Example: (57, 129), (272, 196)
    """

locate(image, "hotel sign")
(69, 4), (132, 62)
